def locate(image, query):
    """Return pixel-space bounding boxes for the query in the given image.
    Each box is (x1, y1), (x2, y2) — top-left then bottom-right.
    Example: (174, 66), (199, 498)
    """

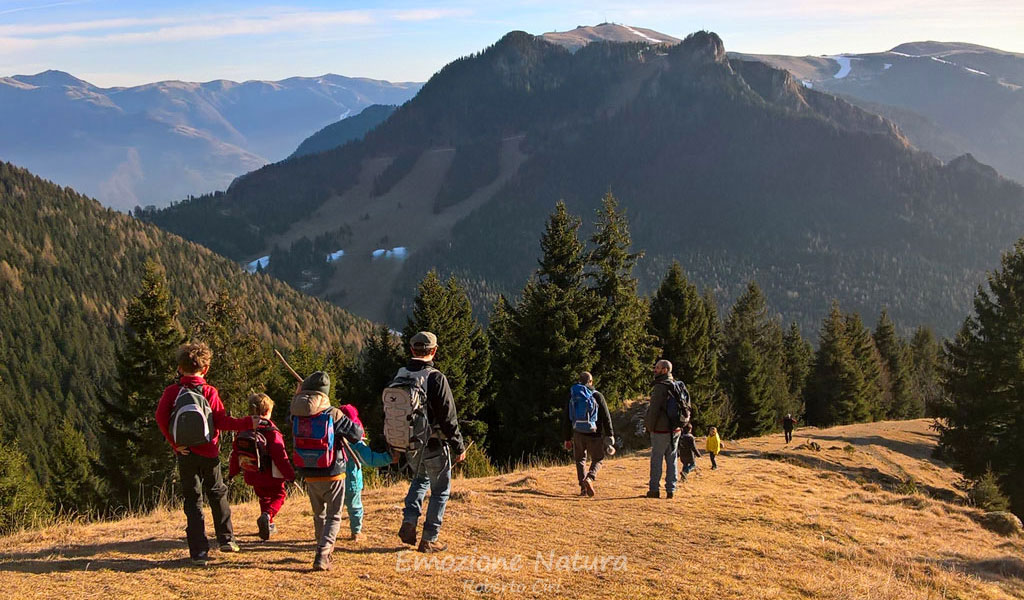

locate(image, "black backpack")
(660, 380), (693, 429)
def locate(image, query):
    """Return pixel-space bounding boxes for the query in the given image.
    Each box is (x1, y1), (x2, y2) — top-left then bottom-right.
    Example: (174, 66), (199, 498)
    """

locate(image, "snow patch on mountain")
(828, 56), (859, 79)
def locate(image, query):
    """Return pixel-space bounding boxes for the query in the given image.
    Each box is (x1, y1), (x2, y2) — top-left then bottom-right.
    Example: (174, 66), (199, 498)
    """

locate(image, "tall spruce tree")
(649, 262), (729, 435)
(588, 192), (656, 406)
(49, 417), (102, 513)
(805, 303), (868, 426)
(873, 310), (920, 419)
(938, 240), (1024, 516)
(100, 261), (184, 508)
(721, 282), (788, 437)
(845, 313), (887, 421)
(782, 322), (813, 414)
(909, 326), (942, 416)
(340, 326), (404, 441)
(490, 202), (604, 459)
(402, 270), (491, 442)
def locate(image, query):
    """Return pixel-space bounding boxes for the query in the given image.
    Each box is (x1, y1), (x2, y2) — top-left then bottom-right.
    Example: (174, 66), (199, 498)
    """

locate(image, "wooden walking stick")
(274, 348), (365, 468)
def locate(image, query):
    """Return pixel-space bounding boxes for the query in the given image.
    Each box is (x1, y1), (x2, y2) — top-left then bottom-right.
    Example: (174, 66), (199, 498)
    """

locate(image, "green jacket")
(646, 374), (678, 434)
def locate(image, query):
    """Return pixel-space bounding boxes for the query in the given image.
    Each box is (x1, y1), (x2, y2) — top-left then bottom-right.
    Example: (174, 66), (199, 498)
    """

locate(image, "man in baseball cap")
(396, 331), (466, 553)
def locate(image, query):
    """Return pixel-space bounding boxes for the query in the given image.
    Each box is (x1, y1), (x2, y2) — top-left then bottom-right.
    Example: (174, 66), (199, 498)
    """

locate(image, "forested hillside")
(143, 31), (1024, 334)
(0, 163), (372, 487)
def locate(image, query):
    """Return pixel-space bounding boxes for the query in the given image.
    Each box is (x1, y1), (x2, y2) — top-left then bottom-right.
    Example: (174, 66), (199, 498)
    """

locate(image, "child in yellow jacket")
(706, 427), (724, 470)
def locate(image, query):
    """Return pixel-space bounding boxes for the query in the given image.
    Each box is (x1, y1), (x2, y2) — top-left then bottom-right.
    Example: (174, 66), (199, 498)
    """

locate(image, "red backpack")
(233, 422), (275, 473)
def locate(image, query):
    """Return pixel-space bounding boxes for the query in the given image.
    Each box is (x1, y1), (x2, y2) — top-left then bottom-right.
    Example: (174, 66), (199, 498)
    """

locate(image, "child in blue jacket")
(339, 404), (394, 541)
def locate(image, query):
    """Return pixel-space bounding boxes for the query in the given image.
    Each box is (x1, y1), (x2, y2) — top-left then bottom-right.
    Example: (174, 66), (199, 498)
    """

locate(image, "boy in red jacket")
(229, 393), (295, 541)
(154, 342), (258, 565)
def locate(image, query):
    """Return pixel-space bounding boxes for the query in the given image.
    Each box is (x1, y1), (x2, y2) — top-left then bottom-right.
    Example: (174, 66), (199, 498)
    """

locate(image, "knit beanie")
(301, 371), (331, 396)
(339, 404), (362, 428)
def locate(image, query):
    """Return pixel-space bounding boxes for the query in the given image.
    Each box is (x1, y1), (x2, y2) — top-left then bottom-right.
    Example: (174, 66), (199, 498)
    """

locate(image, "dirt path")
(2, 420), (1021, 599)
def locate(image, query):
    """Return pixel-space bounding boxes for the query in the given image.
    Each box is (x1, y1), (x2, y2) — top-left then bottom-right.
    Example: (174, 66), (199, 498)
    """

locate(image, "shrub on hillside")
(0, 441), (51, 534)
(458, 443), (497, 479)
(969, 469), (1010, 512)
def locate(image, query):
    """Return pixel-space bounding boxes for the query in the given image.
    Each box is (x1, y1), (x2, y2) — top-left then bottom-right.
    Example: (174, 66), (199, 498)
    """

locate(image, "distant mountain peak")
(10, 69), (92, 89)
(540, 23), (679, 51)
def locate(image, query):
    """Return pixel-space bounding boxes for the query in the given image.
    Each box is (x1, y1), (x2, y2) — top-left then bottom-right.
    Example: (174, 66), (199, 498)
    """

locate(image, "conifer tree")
(805, 303), (867, 426)
(873, 309), (919, 419)
(340, 326), (404, 439)
(402, 270), (491, 442)
(0, 440), (51, 534)
(909, 326), (942, 416)
(649, 262), (729, 435)
(782, 322), (813, 413)
(189, 289), (272, 417)
(588, 192), (656, 406)
(49, 417), (102, 513)
(490, 202), (604, 459)
(100, 261), (185, 508)
(938, 240), (1024, 516)
(721, 282), (788, 437)
(845, 313), (887, 421)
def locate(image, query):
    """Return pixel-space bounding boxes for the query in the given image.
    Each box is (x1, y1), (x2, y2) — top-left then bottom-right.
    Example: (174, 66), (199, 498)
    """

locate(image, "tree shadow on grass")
(0, 537), (181, 562)
(488, 488), (648, 501)
(919, 553), (1024, 585)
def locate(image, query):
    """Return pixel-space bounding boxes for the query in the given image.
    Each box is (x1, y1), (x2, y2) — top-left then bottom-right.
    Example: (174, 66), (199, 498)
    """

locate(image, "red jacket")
(155, 375), (252, 458)
(228, 419), (296, 485)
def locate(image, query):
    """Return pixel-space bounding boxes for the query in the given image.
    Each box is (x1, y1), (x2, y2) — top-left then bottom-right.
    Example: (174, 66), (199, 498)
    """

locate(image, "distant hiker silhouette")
(783, 414), (799, 444)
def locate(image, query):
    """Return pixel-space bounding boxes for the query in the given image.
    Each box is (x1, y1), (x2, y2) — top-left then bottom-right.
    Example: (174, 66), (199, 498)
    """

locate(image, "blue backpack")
(291, 410), (336, 469)
(568, 384), (598, 433)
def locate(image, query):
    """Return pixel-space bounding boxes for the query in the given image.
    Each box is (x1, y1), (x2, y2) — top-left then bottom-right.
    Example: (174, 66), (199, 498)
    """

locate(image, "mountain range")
(143, 27), (1024, 336)
(733, 41), (1024, 183)
(0, 71), (421, 211)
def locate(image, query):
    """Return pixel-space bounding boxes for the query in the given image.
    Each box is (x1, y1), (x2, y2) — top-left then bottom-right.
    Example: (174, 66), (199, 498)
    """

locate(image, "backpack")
(170, 384), (214, 447)
(661, 379), (692, 429)
(291, 410), (336, 469)
(381, 366), (436, 453)
(233, 422), (274, 473)
(568, 384), (598, 433)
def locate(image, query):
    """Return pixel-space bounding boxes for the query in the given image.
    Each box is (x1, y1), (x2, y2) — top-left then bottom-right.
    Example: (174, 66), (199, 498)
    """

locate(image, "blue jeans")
(402, 445), (452, 542)
(649, 432), (680, 494)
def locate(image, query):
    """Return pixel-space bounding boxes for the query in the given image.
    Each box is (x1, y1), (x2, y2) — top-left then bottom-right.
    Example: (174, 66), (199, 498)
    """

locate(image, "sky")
(1, 0), (1022, 87)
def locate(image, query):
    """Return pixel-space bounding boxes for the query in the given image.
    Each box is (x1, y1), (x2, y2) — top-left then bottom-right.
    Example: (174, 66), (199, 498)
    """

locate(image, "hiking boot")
(312, 549), (332, 571)
(257, 512), (271, 541)
(646, 490), (660, 499)
(398, 521), (418, 546)
(582, 477), (595, 497)
(191, 551), (210, 566)
(666, 491), (675, 499)
(579, 487), (588, 496)
(350, 532), (363, 543)
(417, 539), (448, 553)
(219, 540), (240, 553)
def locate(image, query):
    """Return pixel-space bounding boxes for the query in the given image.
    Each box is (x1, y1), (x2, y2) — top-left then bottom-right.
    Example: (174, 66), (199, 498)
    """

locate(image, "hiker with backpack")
(228, 393), (295, 541)
(289, 371), (364, 571)
(383, 331), (466, 554)
(783, 414), (799, 444)
(646, 359), (691, 499)
(678, 423), (701, 478)
(154, 342), (261, 565)
(338, 404), (396, 542)
(562, 371), (614, 497)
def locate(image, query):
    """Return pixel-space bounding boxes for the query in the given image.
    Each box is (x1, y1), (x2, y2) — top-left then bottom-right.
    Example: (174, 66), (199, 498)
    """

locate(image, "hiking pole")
(273, 348), (366, 469)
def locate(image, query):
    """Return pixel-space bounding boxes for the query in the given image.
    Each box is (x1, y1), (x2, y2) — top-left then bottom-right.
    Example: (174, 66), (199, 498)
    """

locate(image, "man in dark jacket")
(289, 371), (363, 571)
(398, 331), (466, 554)
(646, 360), (681, 499)
(563, 372), (614, 497)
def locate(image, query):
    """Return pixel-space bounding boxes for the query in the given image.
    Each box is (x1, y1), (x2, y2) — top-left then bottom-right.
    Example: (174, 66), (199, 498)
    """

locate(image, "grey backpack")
(170, 384), (214, 447)
(381, 367), (436, 453)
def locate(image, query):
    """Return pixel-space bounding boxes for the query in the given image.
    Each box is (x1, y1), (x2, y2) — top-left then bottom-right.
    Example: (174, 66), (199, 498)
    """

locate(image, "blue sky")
(1, 0), (1021, 87)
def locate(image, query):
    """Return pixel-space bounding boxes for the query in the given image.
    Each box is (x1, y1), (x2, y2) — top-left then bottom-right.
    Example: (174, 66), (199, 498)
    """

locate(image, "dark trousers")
(573, 432), (606, 486)
(784, 429), (793, 443)
(709, 452), (718, 469)
(177, 453), (234, 558)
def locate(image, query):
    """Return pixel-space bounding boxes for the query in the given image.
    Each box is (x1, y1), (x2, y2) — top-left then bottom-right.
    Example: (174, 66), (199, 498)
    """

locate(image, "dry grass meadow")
(2, 419), (1022, 599)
